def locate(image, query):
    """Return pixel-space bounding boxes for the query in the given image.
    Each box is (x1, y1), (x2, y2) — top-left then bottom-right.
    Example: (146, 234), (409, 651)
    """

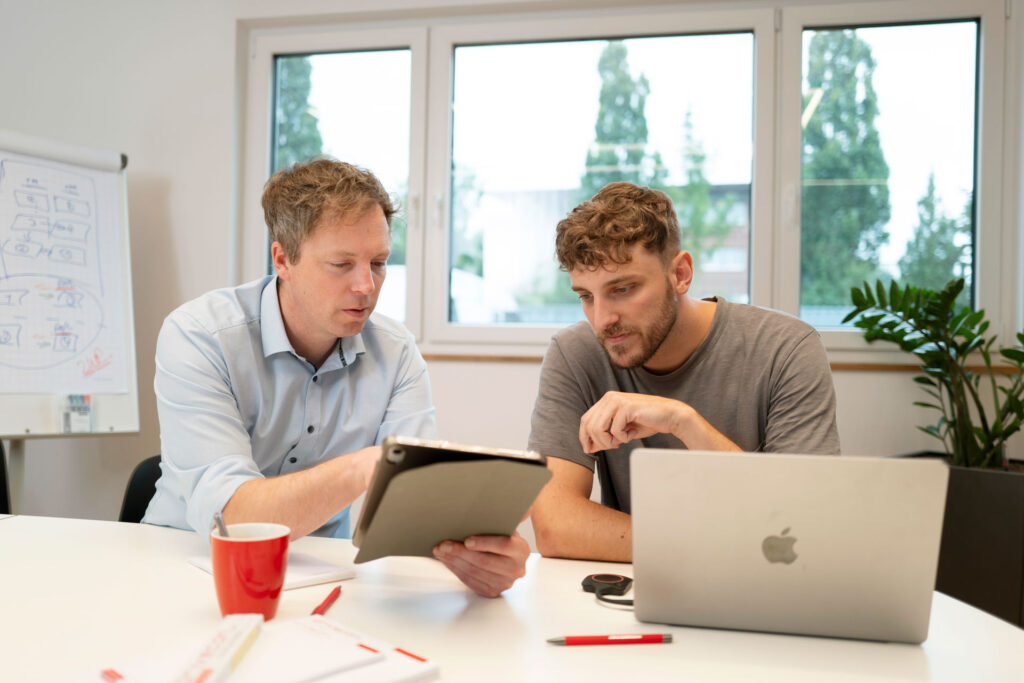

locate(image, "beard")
(598, 279), (678, 369)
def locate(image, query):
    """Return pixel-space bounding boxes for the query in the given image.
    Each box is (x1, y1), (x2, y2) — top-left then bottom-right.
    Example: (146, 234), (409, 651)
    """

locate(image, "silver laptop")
(630, 449), (949, 643)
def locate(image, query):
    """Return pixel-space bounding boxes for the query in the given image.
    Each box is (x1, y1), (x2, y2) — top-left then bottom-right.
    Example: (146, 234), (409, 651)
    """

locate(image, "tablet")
(351, 435), (551, 563)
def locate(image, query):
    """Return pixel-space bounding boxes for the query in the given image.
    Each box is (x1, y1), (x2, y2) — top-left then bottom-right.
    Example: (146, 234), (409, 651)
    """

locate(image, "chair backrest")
(119, 455), (163, 523)
(0, 441), (10, 515)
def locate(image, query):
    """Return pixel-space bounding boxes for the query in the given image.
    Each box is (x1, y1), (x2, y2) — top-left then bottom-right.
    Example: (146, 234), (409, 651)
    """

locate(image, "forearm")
(222, 450), (370, 539)
(672, 402), (743, 452)
(533, 495), (633, 562)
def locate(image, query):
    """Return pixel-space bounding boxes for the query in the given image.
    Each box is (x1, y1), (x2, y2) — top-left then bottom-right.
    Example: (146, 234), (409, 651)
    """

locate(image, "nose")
(591, 296), (619, 331)
(351, 263), (376, 295)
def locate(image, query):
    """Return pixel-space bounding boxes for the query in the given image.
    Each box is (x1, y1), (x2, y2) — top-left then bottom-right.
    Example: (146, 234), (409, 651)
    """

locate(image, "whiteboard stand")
(0, 131), (140, 514)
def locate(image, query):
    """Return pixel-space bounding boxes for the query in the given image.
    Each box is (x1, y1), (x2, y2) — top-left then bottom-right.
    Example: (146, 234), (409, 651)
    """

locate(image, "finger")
(441, 560), (503, 598)
(581, 407), (614, 452)
(465, 533), (530, 563)
(578, 413), (591, 452)
(435, 551), (503, 597)
(433, 542), (514, 597)
(580, 415), (611, 452)
(608, 406), (633, 444)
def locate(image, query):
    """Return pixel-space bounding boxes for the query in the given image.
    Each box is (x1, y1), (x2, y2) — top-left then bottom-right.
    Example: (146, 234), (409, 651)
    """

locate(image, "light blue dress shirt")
(143, 275), (437, 538)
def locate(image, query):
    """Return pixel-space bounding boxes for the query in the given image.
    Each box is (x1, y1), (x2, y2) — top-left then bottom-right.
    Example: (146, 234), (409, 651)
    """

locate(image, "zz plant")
(844, 278), (1024, 468)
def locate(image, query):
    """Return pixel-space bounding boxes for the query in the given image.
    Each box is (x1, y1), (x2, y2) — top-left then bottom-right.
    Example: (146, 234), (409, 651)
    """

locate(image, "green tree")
(389, 183), (408, 266)
(273, 56), (323, 172)
(521, 40), (669, 311)
(898, 173), (972, 307)
(579, 41), (666, 201)
(450, 165), (484, 277)
(801, 30), (891, 306)
(662, 112), (736, 275)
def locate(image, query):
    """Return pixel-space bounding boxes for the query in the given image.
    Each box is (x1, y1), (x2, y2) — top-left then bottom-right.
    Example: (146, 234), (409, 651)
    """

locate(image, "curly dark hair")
(555, 182), (680, 271)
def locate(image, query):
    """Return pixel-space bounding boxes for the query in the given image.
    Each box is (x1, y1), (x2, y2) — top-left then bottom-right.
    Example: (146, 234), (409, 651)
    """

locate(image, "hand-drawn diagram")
(0, 158), (107, 372)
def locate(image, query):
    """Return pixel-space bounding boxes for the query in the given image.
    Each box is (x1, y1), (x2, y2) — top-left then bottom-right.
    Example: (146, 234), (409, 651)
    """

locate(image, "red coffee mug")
(210, 522), (290, 620)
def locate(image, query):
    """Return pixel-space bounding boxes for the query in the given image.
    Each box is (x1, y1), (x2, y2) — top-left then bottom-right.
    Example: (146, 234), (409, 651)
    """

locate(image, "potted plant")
(845, 277), (1024, 625)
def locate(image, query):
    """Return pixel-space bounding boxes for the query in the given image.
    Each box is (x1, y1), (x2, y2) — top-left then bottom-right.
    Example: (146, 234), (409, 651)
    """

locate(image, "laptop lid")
(630, 450), (949, 643)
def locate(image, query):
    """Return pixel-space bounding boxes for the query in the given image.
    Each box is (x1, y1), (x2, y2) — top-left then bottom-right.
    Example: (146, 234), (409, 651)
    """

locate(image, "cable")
(595, 587), (634, 608)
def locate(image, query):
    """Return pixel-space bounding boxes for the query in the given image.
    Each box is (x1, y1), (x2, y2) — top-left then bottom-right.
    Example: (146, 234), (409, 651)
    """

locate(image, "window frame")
(237, 0), (1018, 361)
(777, 0), (1009, 358)
(423, 7), (776, 348)
(241, 26), (429, 338)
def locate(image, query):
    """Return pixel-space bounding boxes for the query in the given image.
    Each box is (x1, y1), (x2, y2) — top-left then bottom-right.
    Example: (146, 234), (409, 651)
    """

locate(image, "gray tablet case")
(352, 436), (552, 563)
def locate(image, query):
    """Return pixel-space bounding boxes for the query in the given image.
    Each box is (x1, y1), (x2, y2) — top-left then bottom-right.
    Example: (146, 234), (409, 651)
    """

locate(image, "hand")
(579, 391), (688, 453)
(433, 532), (530, 598)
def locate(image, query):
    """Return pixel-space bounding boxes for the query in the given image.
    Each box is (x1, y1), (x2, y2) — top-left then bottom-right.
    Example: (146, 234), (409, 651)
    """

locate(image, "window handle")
(433, 193), (445, 231)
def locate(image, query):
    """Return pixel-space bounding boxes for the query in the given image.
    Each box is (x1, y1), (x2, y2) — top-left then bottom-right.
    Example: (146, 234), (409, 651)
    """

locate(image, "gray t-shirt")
(528, 298), (840, 513)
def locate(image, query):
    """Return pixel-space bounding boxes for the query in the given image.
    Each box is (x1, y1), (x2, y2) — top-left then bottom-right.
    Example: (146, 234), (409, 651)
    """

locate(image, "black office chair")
(119, 455), (163, 523)
(0, 441), (10, 515)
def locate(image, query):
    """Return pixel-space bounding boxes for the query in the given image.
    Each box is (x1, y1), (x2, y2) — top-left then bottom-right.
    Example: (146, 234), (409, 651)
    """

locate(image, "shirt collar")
(260, 276), (293, 358)
(337, 327), (367, 368)
(260, 275), (368, 369)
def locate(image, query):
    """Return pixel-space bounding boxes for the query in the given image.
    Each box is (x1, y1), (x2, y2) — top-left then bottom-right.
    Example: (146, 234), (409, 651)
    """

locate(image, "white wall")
(1, 0), (1021, 523)
(0, 0), (241, 518)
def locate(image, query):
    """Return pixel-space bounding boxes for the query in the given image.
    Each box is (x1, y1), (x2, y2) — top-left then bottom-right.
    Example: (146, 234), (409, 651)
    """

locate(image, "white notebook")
(188, 551), (355, 590)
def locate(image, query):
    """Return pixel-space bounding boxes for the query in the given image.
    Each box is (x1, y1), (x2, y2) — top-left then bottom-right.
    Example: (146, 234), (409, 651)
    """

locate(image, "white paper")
(0, 149), (129, 393)
(188, 551), (356, 590)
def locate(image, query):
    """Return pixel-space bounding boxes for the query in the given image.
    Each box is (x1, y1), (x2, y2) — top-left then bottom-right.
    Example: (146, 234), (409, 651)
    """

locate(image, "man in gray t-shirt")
(528, 182), (839, 563)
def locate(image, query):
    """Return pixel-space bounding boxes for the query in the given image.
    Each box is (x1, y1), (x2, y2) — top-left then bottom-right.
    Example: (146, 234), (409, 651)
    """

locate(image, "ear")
(270, 242), (292, 280)
(669, 251), (693, 295)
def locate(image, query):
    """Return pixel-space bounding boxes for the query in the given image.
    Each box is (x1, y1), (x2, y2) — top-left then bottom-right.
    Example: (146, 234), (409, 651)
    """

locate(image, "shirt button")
(307, 425), (314, 433)
(312, 375), (318, 383)
(289, 456), (298, 464)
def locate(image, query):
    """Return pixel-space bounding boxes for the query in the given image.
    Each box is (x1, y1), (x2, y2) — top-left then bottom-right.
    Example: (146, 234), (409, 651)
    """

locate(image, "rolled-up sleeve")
(144, 312), (264, 533)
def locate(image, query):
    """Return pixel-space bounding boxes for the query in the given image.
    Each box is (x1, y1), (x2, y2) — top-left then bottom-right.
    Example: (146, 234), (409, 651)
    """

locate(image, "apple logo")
(762, 527), (798, 564)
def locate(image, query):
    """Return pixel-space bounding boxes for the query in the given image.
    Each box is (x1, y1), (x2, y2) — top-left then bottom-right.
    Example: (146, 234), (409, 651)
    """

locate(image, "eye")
(372, 261), (387, 270)
(577, 293), (593, 304)
(331, 262), (352, 269)
(612, 283), (635, 296)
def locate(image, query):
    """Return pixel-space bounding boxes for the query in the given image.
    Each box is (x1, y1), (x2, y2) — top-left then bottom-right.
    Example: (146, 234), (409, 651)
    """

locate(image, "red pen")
(547, 633), (673, 646)
(311, 585), (341, 616)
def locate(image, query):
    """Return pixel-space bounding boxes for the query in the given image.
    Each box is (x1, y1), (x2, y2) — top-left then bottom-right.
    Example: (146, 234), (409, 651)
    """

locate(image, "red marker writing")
(547, 633), (672, 646)
(311, 585), (341, 616)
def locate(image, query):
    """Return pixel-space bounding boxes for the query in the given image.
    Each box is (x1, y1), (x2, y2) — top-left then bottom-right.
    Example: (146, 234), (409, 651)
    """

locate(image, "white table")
(2, 515), (1022, 682)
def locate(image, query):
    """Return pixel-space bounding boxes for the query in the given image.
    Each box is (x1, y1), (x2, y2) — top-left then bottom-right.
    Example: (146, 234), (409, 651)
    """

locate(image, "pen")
(547, 633), (673, 646)
(312, 585), (342, 616)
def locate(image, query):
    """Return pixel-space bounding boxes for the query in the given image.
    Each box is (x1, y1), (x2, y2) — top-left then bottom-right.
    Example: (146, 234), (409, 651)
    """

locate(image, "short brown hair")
(555, 182), (680, 271)
(261, 156), (397, 262)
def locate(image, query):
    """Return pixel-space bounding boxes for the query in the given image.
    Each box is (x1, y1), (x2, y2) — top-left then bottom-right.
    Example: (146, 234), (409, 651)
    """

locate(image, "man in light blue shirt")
(144, 158), (528, 597)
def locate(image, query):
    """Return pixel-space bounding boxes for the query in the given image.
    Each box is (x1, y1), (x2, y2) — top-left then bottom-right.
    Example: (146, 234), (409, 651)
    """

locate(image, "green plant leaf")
(861, 281), (876, 306)
(850, 286), (866, 308)
(889, 281), (903, 312)
(1001, 348), (1024, 364)
(875, 280), (888, 308)
(965, 309), (985, 331)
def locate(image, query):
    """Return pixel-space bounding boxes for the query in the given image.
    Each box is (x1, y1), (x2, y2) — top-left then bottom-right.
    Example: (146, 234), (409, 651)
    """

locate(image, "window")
(245, 0), (1013, 356)
(798, 22), (978, 327)
(272, 50), (413, 321)
(447, 34), (754, 326)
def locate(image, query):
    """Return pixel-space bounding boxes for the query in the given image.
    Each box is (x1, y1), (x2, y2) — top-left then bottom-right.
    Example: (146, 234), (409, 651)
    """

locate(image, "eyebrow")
(571, 274), (638, 294)
(327, 249), (390, 259)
